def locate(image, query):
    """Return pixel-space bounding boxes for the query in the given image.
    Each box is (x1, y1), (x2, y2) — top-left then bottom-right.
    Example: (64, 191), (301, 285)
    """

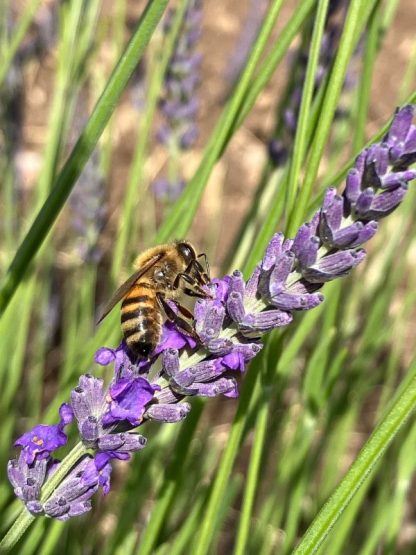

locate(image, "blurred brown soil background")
(14, 0), (416, 274)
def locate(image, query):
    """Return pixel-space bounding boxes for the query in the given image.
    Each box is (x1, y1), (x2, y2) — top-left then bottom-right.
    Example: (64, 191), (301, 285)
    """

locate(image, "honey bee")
(97, 241), (211, 358)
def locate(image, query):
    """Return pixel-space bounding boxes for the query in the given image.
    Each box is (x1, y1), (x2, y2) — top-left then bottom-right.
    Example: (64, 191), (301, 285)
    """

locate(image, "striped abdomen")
(121, 282), (162, 358)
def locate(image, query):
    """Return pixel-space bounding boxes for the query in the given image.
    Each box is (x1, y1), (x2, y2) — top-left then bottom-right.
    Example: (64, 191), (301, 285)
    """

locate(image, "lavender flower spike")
(7, 105), (416, 525)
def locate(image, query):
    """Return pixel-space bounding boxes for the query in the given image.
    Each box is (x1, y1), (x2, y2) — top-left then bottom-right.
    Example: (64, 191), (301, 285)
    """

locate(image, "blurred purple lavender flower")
(69, 146), (106, 264)
(269, 0), (355, 166)
(158, 0), (202, 150)
(8, 106), (416, 521)
(153, 0), (202, 201)
(224, 0), (269, 90)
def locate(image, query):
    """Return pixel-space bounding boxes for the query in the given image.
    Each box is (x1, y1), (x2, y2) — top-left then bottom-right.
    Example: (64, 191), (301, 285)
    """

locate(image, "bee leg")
(156, 293), (200, 340)
(173, 272), (210, 298)
(184, 257), (210, 285)
(197, 252), (211, 282)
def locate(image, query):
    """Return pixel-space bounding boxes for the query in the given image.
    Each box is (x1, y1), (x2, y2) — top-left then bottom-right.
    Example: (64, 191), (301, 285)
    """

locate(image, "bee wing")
(96, 254), (162, 325)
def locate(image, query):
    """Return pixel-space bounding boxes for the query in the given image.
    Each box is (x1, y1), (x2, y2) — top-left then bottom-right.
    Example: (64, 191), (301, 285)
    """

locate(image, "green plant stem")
(156, 0), (286, 242)
(111, 0), (189, 278)
(193, 356), (263, 555)
(0, 0), (169, 318)
(286, 0), (373, 237)
(291, 367), (416, 555)
(233, 391), (269, 555)
(0, 0), (43, 88)
(284, 0), (330, 224)
(352, 2), (381, 152)
(0, 442), (87, 553)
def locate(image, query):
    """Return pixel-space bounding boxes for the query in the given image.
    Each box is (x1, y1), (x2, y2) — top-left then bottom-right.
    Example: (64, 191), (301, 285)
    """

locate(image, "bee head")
(176, 241), (196, 264)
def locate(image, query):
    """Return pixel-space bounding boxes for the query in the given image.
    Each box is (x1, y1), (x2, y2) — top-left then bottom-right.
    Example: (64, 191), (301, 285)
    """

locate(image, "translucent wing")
(96, 254), (162, 324)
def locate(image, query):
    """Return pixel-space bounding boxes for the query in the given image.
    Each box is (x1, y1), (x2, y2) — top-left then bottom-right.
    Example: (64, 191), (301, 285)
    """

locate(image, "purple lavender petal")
(229, 270), (246, 296)
(355, 187), (375, 216)
(145, 402), (191, 423)
(302, 249), (366, 283)
(297, 236), (320, 268)
(323, 194), (343, 231)
(262, 233), (284, 271)
(15, 424), (69, 465)
(227, 292), (246, 324)
(162, 348), (180, 377)
(270, 291), (324, 311)
(193, 377), (238, 398)
(329, 222), (363, 248)
(205, 337), (234, 355)
(381, 170), (416, 189)
(268, 251), (295, 297)
(102, 377), (158, 427)
(364, 183), (407, 220)
(245, 265), (261, 300)
(350, 221), (378, 247)
(322, 188), (337, 211)
(241, 310), (293, 333)
(344, 168), (361, 204)
(97, 433), (146, 452)
(385, 105), (414, 147)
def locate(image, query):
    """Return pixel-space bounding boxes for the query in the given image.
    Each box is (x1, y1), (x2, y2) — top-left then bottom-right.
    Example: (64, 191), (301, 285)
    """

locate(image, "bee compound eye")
(178, 242), (195, 263)
(154, 269), (165, 282)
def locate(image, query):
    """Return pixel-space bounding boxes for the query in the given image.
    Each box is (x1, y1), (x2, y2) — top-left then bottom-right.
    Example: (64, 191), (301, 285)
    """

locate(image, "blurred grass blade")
(284, 0), (330, 225)
(0, 0), (43, 88)
(0, 0), (169, 318)
(156, 0), (286, 242)
(286, 0), (376, 236)
(352, 3), (381, 152)
(291, 363), (416, 555)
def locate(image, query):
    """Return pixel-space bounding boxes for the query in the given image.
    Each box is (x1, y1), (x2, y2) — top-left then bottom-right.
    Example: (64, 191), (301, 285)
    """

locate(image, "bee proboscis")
(97, 241), (211, 358)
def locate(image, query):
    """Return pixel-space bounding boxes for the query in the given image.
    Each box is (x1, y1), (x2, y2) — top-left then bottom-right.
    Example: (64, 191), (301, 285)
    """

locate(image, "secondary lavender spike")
(145, 403), (191, 423)
(302, 249), (366, 283)
(404, 126), (416, 152)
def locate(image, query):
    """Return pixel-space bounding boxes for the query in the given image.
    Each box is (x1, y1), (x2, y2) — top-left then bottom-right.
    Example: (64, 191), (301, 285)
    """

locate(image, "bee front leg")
(173, 272), (210, 298)
(156, 293), (200, 341)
